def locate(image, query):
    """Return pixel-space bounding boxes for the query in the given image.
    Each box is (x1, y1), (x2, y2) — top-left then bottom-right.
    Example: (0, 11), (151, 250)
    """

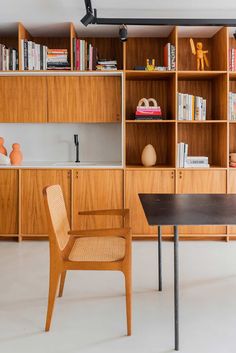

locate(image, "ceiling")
(0, 0), (236, 36)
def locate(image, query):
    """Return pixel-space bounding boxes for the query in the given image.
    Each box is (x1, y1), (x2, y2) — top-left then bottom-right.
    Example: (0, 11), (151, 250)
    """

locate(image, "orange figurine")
(0, 137), (7, 156)
(10, 143), (23, 165)
(190, 38), (209, 71)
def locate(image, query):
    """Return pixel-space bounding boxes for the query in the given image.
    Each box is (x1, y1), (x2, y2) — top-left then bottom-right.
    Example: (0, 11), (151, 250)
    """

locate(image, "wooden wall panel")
(47, 76), (121, 122)
(0, 170), (18, 234)
(177, 170), (227, 234)
(73, 169), (123, 230)
(0, 77), (47, 122)
(125, 170), (175, 235)
(21, 170), (71, 235)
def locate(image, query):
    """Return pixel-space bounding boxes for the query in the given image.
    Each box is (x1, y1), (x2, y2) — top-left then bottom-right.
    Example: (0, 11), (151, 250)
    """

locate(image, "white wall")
(0, 123), (122, 162)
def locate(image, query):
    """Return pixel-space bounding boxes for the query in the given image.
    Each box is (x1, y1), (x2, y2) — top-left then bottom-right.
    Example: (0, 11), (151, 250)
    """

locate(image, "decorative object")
(0, 137), (7, 155)
(146, 58), (156, 71)
(0, 153), (10, 165)
(141, 144), (157, 167)
(9, 143), (23, 165)
(135, 98), (162, 120)
(190, 38), (209, 70)
(230, 153), (236, 163)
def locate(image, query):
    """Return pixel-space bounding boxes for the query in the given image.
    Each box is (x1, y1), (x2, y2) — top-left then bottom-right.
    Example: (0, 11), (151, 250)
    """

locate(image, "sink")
(53, 162), (98, 166)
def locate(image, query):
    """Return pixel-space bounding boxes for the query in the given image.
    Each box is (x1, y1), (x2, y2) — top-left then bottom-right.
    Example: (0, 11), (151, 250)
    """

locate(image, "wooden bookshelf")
(1, 23), (236, 240)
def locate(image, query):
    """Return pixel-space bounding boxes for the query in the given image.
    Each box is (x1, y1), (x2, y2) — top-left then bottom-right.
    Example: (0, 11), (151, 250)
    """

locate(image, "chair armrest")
(68, 227), (131, 239)
(78, 209), (129, 217)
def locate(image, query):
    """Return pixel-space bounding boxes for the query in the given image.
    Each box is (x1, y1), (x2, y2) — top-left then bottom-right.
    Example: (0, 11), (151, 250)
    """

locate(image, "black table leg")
(158, 225), (162, 291)
(174, 225), (179, 351)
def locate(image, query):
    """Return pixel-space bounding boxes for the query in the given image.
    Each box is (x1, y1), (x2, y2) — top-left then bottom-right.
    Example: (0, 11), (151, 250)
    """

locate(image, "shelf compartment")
(178, 122), (227, 167)
(178, 27), (227, 71)
(126, 75), (176, 120)
(229, 124), (236, 156)
(126, 27), (176, 70)
(0, 24), (19, 71)
(18, 23), (71, 71)
(178, 73), (227, 120)
(126, 122), (175, 167)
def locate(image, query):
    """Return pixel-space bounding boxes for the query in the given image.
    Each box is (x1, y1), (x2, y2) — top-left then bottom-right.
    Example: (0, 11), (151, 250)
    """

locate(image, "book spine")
(76, 39), (80, 70)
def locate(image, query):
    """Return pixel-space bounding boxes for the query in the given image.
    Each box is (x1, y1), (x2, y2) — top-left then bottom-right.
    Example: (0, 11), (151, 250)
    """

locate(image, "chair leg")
(58, 271), (67, 297)
(124, 270), (132, 336)
(45, 266), (60, 332)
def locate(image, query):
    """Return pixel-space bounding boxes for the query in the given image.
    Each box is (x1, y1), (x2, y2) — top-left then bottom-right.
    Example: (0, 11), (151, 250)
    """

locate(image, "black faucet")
(74, 134), (80, 163)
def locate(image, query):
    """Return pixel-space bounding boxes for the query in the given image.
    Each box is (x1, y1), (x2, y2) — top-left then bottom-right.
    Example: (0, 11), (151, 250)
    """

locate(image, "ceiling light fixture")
(80, 0), (96, 27)
(119, 25), (128, 42)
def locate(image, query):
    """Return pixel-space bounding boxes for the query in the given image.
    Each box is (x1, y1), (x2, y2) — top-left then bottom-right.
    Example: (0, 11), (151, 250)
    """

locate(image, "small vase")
(0, 137), (7, 156)
(10, 143), (23, 166)
(141, 144), (157, 167)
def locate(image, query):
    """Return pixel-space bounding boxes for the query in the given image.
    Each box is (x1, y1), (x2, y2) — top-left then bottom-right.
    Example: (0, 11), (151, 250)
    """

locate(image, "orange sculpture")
(0, 137), (7, 156)
(190, 38), (209, 71)
(10, 143), (23, 165)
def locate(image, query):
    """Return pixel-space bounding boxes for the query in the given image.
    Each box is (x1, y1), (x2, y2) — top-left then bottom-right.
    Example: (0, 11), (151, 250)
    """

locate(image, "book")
(0, 43), (18, 71)
(229, 92), (236, 120)
(164, 43), (176, 71)
(178, 93), (207, 121)
(177, 142), (209, 168)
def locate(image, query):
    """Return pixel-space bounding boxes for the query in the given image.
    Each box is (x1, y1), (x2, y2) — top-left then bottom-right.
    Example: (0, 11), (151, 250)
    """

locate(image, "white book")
(202, 99), (206, 120)
(21, 39), (24, 70)
(180, 142), (185, 168)
(195, 96), (201, 120)
(183, 144), (188, 167)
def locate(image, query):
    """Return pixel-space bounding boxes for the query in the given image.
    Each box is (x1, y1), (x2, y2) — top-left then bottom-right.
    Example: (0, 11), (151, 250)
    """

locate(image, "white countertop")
(0, 161), (123, 169)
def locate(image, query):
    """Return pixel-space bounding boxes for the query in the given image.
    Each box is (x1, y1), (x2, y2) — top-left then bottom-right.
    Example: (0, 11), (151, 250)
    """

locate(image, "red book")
(76, 39), (80, 70)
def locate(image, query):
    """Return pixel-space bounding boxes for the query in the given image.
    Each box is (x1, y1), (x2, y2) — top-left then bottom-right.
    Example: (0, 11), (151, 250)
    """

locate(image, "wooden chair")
(43, 184), (132, 335)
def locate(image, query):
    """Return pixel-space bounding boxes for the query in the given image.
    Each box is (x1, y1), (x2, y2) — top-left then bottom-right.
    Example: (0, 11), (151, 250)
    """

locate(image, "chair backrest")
(43, 184), (70, 251)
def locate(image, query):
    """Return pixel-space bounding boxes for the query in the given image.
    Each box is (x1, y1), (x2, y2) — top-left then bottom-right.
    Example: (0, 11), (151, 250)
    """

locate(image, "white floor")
(1, 241), (236, 353)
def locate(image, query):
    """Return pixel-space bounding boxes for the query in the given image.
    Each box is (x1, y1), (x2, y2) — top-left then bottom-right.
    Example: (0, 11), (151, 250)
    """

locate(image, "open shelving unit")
(1, 23), (236, 240)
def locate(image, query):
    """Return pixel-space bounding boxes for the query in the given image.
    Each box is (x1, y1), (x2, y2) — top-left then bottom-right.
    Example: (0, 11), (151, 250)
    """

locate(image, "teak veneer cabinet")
(2, 24), (236, 240)
(0, 76), (121, 123)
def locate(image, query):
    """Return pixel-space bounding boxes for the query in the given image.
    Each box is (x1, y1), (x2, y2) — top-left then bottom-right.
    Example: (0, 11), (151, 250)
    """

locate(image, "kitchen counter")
(0, 161), (123, 169)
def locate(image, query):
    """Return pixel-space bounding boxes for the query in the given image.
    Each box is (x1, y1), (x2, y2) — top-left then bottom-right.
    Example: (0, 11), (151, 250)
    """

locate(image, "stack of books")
(72, 39), (97, 70)
(134, 104), (162, 120)
(164, 43), (176, 71)
(21, 40), (47, 70)
(177, 142), (209, 168)
(229, 48), (236, 71)
(0, 44), (18, 70)
(96, 59), (117, 71)
(229, 92), (236, 120)
(178, 93), (207, 120)
(47, 48), (70, 70)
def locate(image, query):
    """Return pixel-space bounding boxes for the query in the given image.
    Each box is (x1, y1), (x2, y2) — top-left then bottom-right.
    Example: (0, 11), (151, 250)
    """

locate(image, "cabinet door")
(21, 170), (71, 235)
(228, 170), (236, 234)
(47, 76), (121, 123)
(0, 170), (18, 234)
(177, 170), (227, 235)
(73, 169), (123, 229)
(0, 77), (47, 122)
(125, 170), (175, 235)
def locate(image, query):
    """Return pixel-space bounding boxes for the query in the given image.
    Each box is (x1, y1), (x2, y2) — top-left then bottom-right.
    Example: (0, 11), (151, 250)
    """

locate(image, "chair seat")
(68, 236), (126, 262)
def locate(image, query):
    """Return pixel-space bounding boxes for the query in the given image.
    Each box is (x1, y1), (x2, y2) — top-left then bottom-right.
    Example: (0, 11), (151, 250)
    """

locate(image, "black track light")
(119, 25), (128, 42)
(81, 11), (95, 27)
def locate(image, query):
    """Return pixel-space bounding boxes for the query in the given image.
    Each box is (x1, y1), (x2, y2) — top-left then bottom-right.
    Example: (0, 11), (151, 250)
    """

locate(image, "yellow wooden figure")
(190, 38), (209, 71)
(146, 58), (155, 71)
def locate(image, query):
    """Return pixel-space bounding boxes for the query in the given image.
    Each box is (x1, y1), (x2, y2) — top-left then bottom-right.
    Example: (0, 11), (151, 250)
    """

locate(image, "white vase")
(141, 144), (157, 167)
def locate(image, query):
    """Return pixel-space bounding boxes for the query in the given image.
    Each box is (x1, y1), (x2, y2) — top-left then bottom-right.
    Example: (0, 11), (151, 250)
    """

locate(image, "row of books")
(96, 59), (117, 71)
(163, 43), (176, 71)
(229, 49), (236, 71)
(72, 39), (97, 70)
(177, 142), (209, 168)
(229, 92), (236, 120)
(0, 44), (18, 70)
(178, 93), (206, 121)
(21, 40), (70, 70)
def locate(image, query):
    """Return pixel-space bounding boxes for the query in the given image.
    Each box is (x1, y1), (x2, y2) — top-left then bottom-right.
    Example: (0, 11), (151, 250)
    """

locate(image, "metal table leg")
(158, 225), (162, 291)
(174, 225), (179, 351)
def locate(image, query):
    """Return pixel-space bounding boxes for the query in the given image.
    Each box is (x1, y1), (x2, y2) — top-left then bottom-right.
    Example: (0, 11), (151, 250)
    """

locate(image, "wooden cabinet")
(125, 170), (175, 235)
(73, 169), (123, 229)
(0, 170), (19, 234)
(228, 170), (236, 235)
(21, 169), (71, 235)
(0, 77), (47, 122)
(47, 76), (121, 123)
(177, 170), (227, 235)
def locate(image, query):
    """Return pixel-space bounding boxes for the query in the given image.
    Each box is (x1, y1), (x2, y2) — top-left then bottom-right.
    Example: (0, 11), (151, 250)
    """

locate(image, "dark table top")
(139, 194), (236, 226)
